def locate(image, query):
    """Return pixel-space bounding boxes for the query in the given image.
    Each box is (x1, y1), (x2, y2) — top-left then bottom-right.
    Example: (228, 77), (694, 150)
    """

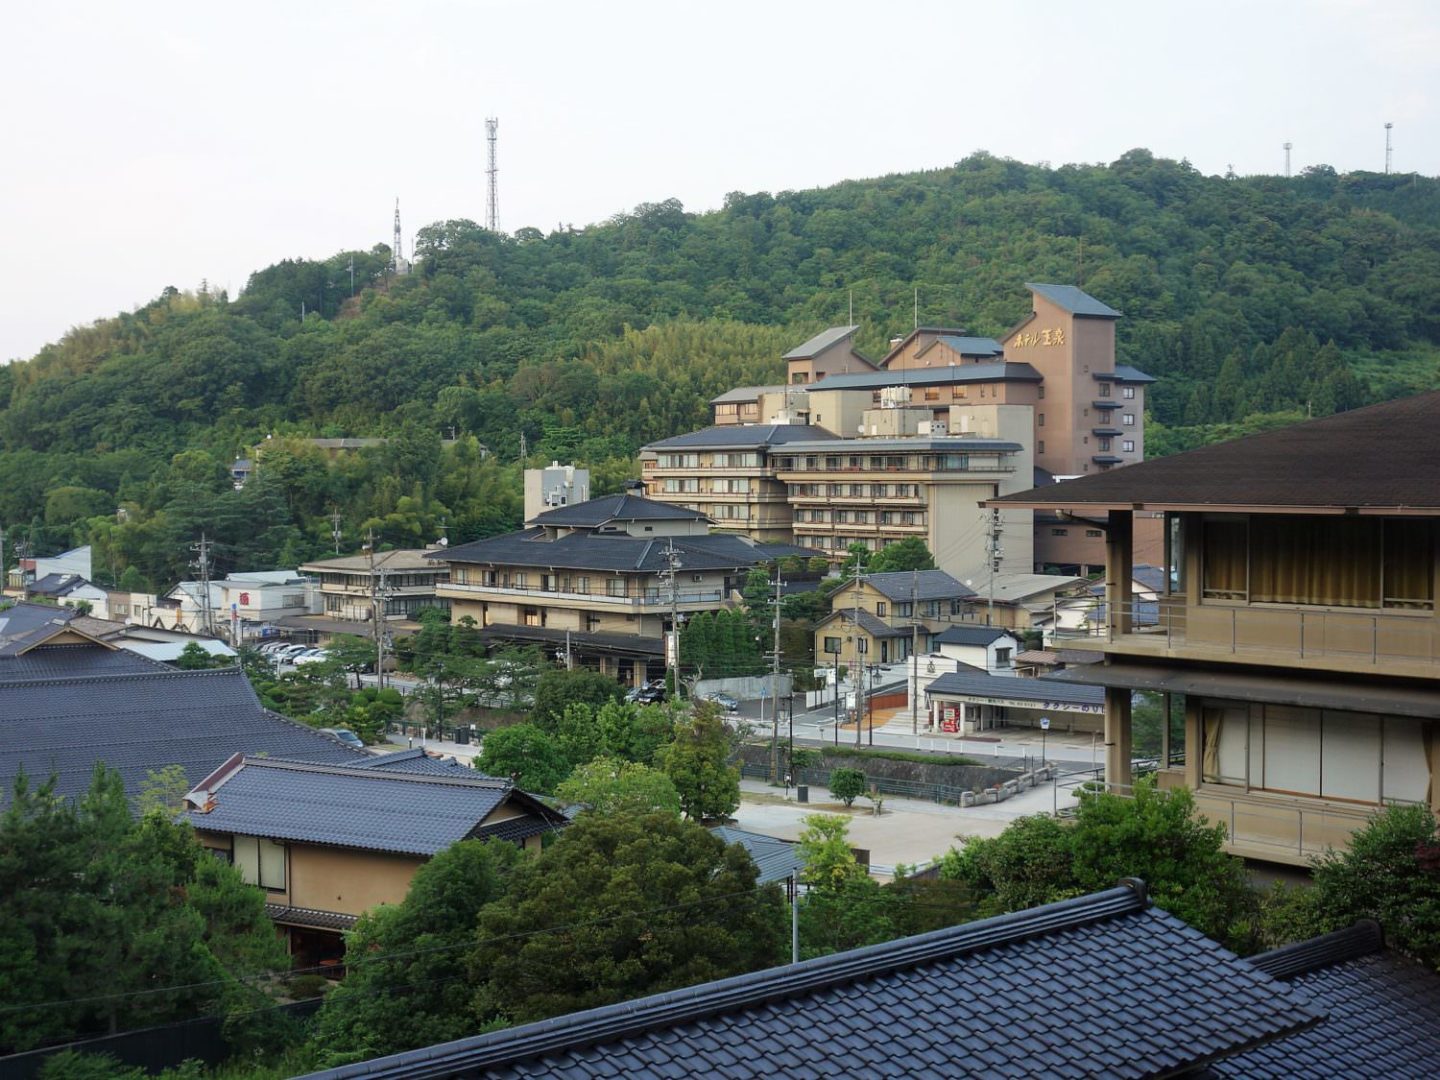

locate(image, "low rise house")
(814, 570), (978, 672)
(932, 625), (1022, 675)
(184, 754), (567, 966)
(4, 544), (93, 598)
(26, 572), (107, 610)
(297, 548), (449, 624)
(925, 669), (1104, 735)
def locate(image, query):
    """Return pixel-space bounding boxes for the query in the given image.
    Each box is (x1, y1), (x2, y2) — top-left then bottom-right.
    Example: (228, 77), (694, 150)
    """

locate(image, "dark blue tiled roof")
(1107, 365), (1157, 384)
(1213, 922), (1440, 1078)
(644, 425), (837, 451)
(528, 493), (707, 528)
(937, 335), (1004, 356)
(933, 626), (1014, 647)
(0, 643), (167, 683)
(858, 570), (975, 602)
(0, 655), (363, 802)
(710, 826), (804, 885)
(437, 529), (811, 575)
(187, 758), (519, 857)
(343, 748), (483, 776)
(926, 671), (1104, 707)
(0, 602), (83, 656)
(1026, 283), (1122, 318)
(299, 884), (1320, 1080)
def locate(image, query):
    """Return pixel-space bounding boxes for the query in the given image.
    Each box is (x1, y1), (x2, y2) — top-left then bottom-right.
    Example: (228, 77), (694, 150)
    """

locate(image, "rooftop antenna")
(486, 118), (500, 231)
(1283, 141), (1293, 178)
(1385, 122), (1393, 174)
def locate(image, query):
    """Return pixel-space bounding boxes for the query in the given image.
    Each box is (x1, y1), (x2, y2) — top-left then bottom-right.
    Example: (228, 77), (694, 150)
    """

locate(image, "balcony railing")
(441, 581), (726, 607)
(1059, 596), (1440, 669)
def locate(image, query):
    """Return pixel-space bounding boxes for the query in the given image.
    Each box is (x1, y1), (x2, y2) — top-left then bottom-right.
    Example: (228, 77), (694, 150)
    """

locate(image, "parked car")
(293, 648), (330, 665)
(704, 692), (740, 713)
(625, 681), (666, 705)
(319, 727), (365, 750)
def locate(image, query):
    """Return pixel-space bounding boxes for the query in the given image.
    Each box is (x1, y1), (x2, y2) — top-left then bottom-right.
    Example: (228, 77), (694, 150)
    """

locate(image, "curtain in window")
(1202, 520), (1248, 599)
(1250, 517), (1380, 607)
(1202, 707), (1223, 782)
(1384, 520), (1434, 609)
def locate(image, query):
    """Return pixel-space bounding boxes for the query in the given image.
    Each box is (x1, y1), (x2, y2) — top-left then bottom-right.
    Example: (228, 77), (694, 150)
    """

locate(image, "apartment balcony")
(1064, 597), (1440, 679)
(787, 493), (926, 506)
(439, 581), (726, 608)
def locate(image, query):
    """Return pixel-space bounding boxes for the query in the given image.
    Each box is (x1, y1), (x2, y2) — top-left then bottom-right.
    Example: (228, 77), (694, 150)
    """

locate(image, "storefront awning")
(1046, 662), (1440, 719)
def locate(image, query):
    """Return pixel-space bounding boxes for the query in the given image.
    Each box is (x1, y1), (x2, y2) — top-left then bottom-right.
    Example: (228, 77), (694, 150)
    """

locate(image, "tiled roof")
(965, 573), (1086, 604)
(1213, 922), (1440, 1078)
(298, 883), (1321, 1080)
(1026, 282), (1122, 318)
(926, 671), (1104, 707)
(0, 602), (89, 656)
(937, 335), (1005, 356)
(473, 816), (556, 844)
(298, 548), (441, 573)
(342, 748), (483, 776)
(0, 643), (166, 683)
(644, 425), (838, 451)
(186, 757), (535, 857)
(819, 609), (923, 639)
(808, 361), (1042, 393)
(708, 385), (786, 405)
(1099, 365), (1156, 384)
(994, 390), (1440, 512)
(264, 904), (359, 932)
(783, 325), (859, 360)
(527, 493), (709, 528)
(857, 570), (976, 603)
(710, 826), (804, 885)
(933, 626), (1014, 647)
(0, 655), (363, 802)
(436, 529), (810, 575)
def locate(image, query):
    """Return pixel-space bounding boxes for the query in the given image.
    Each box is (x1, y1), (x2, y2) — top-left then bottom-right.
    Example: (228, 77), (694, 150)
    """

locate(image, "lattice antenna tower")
(1283, 141), (1292, 178)
(392, 198), (404, 273)
(485, 118), (500, 231)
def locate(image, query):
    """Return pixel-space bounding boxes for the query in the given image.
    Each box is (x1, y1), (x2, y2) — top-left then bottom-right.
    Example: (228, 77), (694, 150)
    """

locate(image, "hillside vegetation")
(1, 149), (1437, 587)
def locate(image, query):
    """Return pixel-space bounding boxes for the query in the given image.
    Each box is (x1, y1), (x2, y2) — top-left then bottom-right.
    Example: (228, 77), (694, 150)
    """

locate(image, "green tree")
(468, 814), (784, 1025)
(794, 815), (904, 959)
(136, 764), (191, 816)
(1262, 804), (1440, 967)
(173, 641), (220, 670)
(656, 705), (740, 821)
(866, 539), (936, 574)
(555, 757), (682, 817)
(594, 700), (674, 765)
(531, 668), (623, 729)
(312, 839), (521, 1064)
(476, 724), (571, 794)
(828, 767), (866, 808)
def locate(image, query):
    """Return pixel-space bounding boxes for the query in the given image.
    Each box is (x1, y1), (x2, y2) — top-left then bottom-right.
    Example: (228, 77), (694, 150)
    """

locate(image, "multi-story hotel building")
(994, 391), (1440, 864)
(426, 494), (813, 686)
(650, 283), (1157, 578)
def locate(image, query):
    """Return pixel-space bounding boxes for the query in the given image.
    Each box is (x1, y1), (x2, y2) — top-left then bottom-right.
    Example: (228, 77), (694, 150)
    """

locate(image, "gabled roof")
(185, 756), (564, 857)
(1213, 922), (1440, 1078)
(709, 385), (786, 405)
(0, 636), (363, 801)
(816, 608), (924, 639)
(28, 573), (96, 598)
(926, 670), (1104, 707)
(965, 573), (1087, 604)
(644, 425), (838, 451)
(805, 361), (1043, 393)
(527, 493), (709, 528)
(298, 883), (1321, 1080)
(993, 391), (1440, 513)
(710, 826), (804, 885)
(852, 570), (976, 602)
(933, 625), (1016, 647)
(937, 335), (1005, 357)
(1026, 282), (1122, 318)
(0, 602), (116, 657)
(783, 325), (859, 360)
(436, 529), (812, 575)
(298, 548), (441, 573)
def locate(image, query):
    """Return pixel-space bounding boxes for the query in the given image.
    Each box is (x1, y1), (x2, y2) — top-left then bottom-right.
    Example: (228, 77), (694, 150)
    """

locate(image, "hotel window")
(924, 387), (940, 401)
(575, 576), (590, 594)
(1123, 386), (1136, 399)
(950, 599), (965, 615)
(953, 386), (968, 399)
(1098, 382), (1111, 397)
(233, 836), (286, 890)
(1098, 437), (1111, 451)
(1037, 413), (1045, 427)
(1037, 386), (1045, 399)
(1122, 413), (1135, 426)
(1122, 439), (1135, 453)
(1037, 441), (1045, 455)
(1086, 529), (1103, 538)
(513, 572), (528, 588)
(1052, 528), (1069, 536)
(607, 578), (627, 597)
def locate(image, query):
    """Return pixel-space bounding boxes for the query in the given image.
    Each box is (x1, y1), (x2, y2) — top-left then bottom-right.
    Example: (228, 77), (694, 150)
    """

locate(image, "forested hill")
(2, 149), (1438, 589)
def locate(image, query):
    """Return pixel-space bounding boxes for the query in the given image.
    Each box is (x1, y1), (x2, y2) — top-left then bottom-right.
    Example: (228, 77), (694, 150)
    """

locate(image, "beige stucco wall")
(289, 846), (426, 915)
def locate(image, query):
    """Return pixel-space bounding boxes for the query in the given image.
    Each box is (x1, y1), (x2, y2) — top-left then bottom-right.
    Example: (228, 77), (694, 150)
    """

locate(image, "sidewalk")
(383, 733), (481, 763)
(732, 775), (1071, 872)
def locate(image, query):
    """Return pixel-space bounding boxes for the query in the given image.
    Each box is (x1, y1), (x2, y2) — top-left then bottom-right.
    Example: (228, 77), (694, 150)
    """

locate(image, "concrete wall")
(694, 674), (793, 700)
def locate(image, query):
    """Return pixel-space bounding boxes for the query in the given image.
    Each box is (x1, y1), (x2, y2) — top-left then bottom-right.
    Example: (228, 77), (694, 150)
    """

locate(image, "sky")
(2, 0), (1437, 363)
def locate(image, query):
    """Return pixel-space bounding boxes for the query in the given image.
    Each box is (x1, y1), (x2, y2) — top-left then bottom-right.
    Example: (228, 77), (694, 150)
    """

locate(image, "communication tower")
(1283, 141), (1292, 178)
(1385, 122), (1393, 174)
(486, 118), (500, 231)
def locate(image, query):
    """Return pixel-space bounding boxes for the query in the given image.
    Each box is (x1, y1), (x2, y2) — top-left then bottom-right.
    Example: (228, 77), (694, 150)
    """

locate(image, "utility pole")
(365, 530), (388, 690)
(1385, 122), (1394, 175)
(659, 540), (682, 703)
(190, 533), (214, 637)
(986, 508), (1003, 628)
(768, 569), (783, 784)
(330, 510), (343, 555)
(851, 560), (863, 749)
(13, 539), (29, 600)
(910, 567), (920, 734)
